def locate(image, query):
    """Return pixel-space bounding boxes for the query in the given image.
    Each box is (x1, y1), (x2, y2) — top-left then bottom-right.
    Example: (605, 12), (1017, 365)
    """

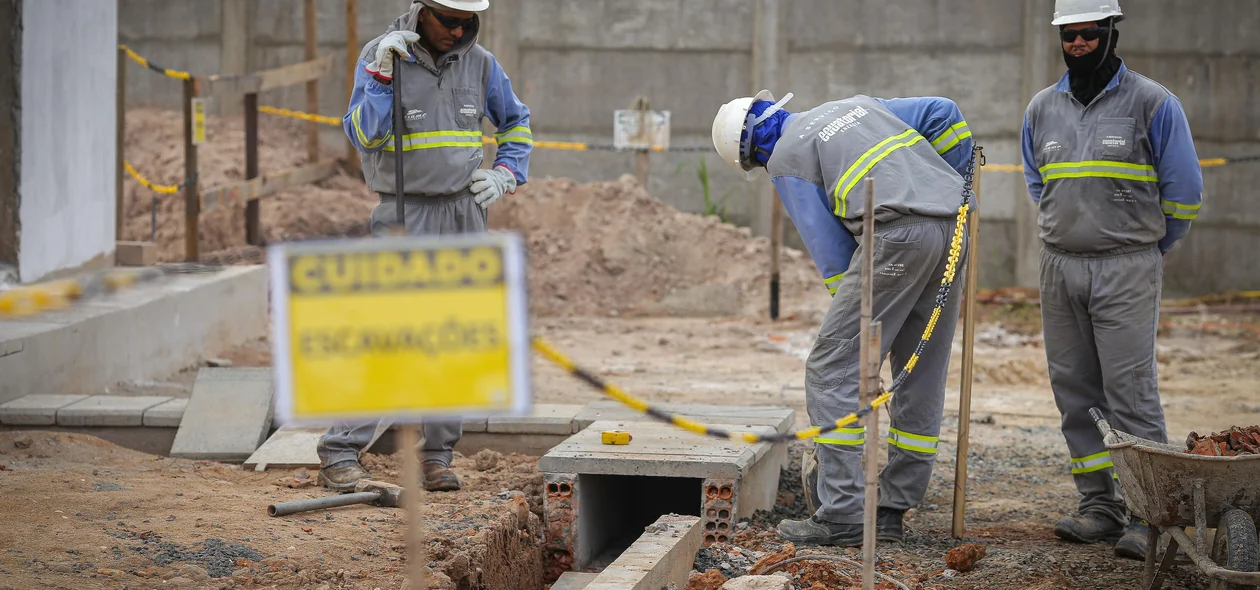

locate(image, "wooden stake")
(115, 46), (126, 239)
(769, 188), (782, 320)
(859, 177), (878, 590)
(951, 147), (983, 538)
(633, 96), (650, 188)
(344, 0), (361, 176)
(182, 77), (200, 262)
(399, 426), (427, 589)
(303, 0), (319, 163)
(244, 93), (260, 246)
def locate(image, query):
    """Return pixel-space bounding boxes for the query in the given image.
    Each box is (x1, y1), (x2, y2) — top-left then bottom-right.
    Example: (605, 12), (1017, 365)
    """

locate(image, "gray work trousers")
(1040, 243), (1166, 525)
(806, 215), (966, 524)
(315, 193), (488, 468)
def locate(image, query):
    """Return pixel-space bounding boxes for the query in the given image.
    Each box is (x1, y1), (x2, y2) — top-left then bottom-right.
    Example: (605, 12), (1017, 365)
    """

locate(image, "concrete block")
(585, 514), (703, 590)
(574, 401), (796, 435)
(170, 368), (274, 461)
(790, 0), (1022, 51)
(551, 572), (598, 590)
(115, 241), (157, 267)
(57, 395), (173, 427)
(519, 49), (750, 135)
(787, 51), (1025, 137)
(539, 420), (777, 479)
(0, 266), (268, 405)
(142, 398), (187, 427)
(519, 0), (755, 50)
(0, 394), (90, 426)
(487, 404), (583, 435)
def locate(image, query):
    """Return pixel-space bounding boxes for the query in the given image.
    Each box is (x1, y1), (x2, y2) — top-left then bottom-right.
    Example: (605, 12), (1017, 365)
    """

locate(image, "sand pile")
(120, 108), (827, 318)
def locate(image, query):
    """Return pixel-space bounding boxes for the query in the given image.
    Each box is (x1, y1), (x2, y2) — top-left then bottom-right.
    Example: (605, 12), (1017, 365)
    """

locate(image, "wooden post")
(182, 78), (200, 262)
(115, 46), (126, 239)
(399, 427), (427, 589)
(344, 0), (361, 176)
(633, 96), (651, 188)
(244, 93), (261, 246)
(304, 0), (319, 163)
(859, 177), (880, 590)
(951, 148), (983, 538)
(769, 189), (783, 320)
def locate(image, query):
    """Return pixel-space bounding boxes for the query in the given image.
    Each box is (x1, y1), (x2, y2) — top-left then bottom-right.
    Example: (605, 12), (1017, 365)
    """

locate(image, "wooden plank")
(200, 159), (340, 211)
(243, 425), (325, 470)
(201, 55), (333, 98)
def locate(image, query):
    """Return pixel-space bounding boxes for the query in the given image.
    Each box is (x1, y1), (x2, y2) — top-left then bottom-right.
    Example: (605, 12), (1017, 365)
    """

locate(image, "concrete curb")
(584, 514), (703, 590)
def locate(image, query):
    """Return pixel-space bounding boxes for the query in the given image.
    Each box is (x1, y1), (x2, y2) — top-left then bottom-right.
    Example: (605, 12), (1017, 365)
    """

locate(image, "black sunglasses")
(1060, 27), (1109, 43)
(429, 10), (476, 31)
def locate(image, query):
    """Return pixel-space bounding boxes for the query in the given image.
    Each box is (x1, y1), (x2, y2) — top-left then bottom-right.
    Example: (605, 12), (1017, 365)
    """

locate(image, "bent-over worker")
(711, 91), (976, 545)
(316, 0), (533, 493)
(1022, 0), (1203, 561)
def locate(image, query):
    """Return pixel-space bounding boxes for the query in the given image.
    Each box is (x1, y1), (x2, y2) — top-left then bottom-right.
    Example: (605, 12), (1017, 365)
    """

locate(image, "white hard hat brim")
(416, 0), (489, 13)
(1052, 11), (1123, 25)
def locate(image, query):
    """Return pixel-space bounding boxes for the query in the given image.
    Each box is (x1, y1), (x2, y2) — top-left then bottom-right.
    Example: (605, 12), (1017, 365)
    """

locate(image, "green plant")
(675, 156), (735, 223)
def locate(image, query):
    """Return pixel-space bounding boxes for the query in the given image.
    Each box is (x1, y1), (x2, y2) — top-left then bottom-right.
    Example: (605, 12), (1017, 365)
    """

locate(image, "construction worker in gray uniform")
(711, 90), (975, 545)
(317, 0), (533, 493)
(1022, 0), (1202, 560)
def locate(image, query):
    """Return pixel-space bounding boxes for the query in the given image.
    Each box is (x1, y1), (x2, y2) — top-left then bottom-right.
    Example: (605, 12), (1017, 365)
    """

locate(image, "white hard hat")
(1052, 0), (1124, 25)
(711, 89), (793, 182)
(416, 0), (489, 13)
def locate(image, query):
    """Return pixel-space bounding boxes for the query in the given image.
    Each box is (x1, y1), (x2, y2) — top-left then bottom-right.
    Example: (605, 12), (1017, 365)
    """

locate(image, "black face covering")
(1062, 24), (1122, 106)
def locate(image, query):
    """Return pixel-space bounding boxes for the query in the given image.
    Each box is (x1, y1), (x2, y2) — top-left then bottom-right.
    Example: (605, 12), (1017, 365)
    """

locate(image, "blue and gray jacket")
(344, 4), (532, 199)
(1022, 62), (1203, 254)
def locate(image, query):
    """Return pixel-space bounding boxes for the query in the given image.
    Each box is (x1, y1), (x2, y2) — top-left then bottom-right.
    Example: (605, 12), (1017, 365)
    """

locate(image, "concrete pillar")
(0, 0), (20, 271)
(1015, 0), (1056, 287)
(218, 0), (252, 116)
(749, 0), (786, 239)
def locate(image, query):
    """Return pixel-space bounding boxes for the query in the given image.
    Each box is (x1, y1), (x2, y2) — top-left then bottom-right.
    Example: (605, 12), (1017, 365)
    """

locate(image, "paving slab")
(244, 425), (325, 471)
(539, 420), (777, 479)
(0, 394), (90, 425)
(551, 572), (598, 590)
(574, 401), (796, 434)
(142, 398), (188, 427)
(170, 368), (274, 461)
(487, 404), (584, 435)
(56, 395), (174, 427)
(585, 514), (703, 590)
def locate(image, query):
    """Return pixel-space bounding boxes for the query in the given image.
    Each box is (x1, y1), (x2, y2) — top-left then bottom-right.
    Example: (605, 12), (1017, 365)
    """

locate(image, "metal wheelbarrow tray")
(1091, 408), (1260, 589)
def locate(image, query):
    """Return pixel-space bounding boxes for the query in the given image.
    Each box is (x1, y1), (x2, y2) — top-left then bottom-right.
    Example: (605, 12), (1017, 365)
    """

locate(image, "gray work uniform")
(316, 6), (495, 469)
(768, 96), (972, 524)
(1025, 69), (1178, 524)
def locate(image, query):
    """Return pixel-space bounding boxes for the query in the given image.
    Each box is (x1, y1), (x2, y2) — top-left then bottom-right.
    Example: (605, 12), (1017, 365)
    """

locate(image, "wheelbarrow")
(1091, 408), (1260, 589)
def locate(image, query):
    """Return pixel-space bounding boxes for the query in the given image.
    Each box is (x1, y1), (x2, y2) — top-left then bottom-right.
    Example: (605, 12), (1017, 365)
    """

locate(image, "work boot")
(776, 515), (864, 546)
(318, 460), (371, 491)
(876, 508), (905, 543)
(1053, 512), (1125, 544)
(422, 461), (461, 492)
(1114, 516), (1150, 561)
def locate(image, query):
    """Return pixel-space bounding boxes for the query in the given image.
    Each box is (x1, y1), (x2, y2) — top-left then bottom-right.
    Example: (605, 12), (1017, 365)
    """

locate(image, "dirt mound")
(491, 175), (823, 317)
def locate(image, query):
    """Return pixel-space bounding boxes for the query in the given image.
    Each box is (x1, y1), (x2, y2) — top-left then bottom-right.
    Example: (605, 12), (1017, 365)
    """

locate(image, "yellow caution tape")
(119, 45), (193, 81)
(124, 161), (182, 195)
(258, 106), (342, 127)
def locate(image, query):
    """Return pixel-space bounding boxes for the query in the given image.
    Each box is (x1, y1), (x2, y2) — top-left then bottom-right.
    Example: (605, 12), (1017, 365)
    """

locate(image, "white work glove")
(365, 30), (420, 81)
(470, 166), (517, 209)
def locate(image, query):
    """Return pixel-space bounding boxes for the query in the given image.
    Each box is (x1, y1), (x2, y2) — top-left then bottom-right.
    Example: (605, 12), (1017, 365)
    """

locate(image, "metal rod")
(344, 0), (361, 177)
(859, 176), (877, 590)
(392, 53), (405, 232)
(304, 0), (319, 163)
(116, 46), (126, 239)
(401, 427), (426, 589)
(267, 492), (379, 517)
(952, 146), (982, 538)
(770, 188), (782, 320)
(182, 77), (200, 262)
(244, 92), (260, 246)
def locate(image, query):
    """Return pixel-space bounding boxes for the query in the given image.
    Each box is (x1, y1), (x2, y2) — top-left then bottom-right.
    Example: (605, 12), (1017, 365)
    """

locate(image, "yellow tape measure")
(601, 430), (632, 445)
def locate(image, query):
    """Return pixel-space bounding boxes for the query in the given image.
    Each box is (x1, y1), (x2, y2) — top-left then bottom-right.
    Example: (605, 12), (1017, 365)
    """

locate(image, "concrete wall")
(117, 0), (1260, 295)
(16, 0), (117, 282)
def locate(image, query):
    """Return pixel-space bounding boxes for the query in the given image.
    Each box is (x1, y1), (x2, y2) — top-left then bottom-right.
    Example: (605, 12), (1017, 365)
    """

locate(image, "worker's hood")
(745, 99), (791, 166)
(388, 2), (481, 69)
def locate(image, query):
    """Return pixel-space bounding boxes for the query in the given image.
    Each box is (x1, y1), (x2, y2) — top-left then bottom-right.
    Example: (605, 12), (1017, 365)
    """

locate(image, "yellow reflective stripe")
(824, 272), (844, 294)
(834, 130), (926, 217)
(888, 428), (939, 454)
(384, 130), (484, 152)
(1070, 451), (1114, 474)
(1160, 198), (1201, 220)
(352, 106), (390, 149)
(385, 141), (483, 152)
(495, 125), (533, 144)
(931, 120), (972, 155)
(814, 427), (865, 446)
(1041, 161), (1154, 173)
(1038, 161), (1159, 183)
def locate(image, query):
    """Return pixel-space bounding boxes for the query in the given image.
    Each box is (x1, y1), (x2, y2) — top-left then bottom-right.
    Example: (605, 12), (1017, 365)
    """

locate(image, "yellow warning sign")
(269, 233), (531, 424)
(191, 98), (206, 145)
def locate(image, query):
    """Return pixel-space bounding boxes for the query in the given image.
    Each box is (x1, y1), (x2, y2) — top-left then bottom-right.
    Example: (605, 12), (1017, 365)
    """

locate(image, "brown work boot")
(318, 460), (372, 491)
(422, 461), (461, 492)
